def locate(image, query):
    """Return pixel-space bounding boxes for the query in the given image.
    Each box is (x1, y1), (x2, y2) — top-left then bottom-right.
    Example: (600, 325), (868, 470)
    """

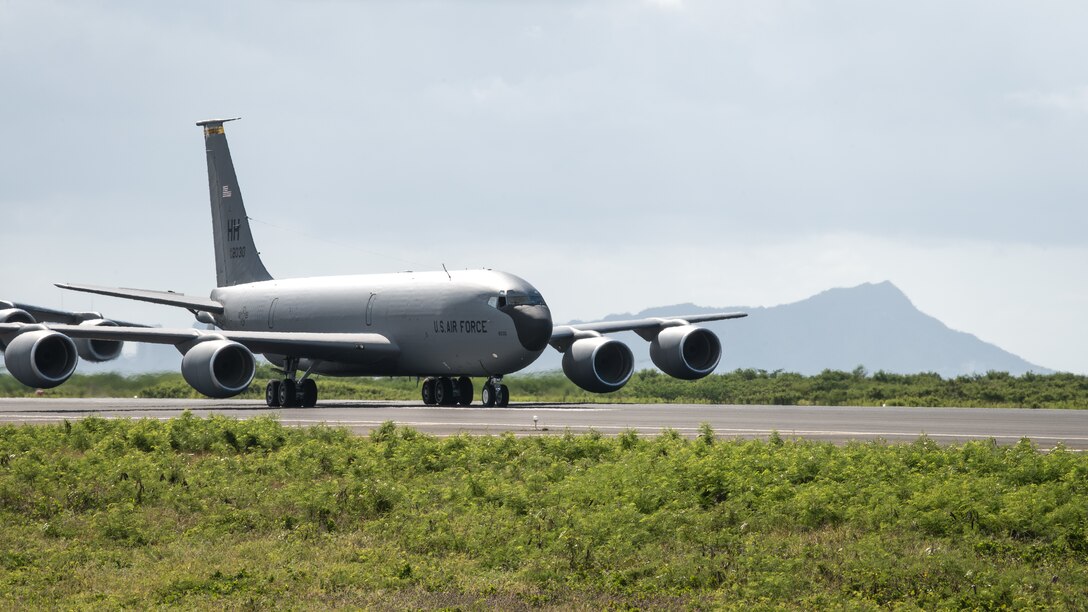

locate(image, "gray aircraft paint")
(0, 118), (744, 401)
(211, 269), (547, 377)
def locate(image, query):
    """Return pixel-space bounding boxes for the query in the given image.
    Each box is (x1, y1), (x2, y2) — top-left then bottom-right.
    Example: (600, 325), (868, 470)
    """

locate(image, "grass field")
(2, 415), (1087, 608)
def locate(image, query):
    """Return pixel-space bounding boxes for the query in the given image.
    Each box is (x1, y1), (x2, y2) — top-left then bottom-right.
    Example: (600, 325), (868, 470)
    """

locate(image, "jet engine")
(3, 328), (79, 389)
(0, 308), (35, 324)
(73, 319), (124, 362)
(649, 325), (722, 380)
(0, 308), (36, 350)
(562, 336), (635, 393)
(180, 339), (256, 398)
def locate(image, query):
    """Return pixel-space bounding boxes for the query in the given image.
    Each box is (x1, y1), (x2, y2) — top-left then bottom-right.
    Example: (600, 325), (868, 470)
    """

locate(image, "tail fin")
(197, 118), (273, 287)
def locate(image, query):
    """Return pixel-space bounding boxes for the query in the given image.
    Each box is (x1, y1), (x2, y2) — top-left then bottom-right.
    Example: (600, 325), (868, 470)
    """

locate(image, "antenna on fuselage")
(442, 263), (452, 281)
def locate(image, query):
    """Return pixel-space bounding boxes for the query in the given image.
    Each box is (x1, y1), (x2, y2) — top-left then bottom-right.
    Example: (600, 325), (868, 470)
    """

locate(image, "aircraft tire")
(435, 377), (454, 406)
(496, 384), (510, 407)
(266, 380), (281, 407)
(299, 379), (318, 408)
(422, 378), (436, 405)
(278, 379), (297, 407)
(481, 383), (496, 407)
(457, 376), (473, 406)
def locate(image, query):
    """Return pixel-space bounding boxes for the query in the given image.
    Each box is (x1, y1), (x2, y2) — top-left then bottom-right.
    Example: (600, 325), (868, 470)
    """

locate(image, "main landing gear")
(265, 358), (318, 408)
(420, 376), (509, 407)
(421, 376), (474, 406)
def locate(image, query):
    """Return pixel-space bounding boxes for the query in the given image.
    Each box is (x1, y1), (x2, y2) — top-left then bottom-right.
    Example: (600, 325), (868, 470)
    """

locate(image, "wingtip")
(195, 117), (242, 127)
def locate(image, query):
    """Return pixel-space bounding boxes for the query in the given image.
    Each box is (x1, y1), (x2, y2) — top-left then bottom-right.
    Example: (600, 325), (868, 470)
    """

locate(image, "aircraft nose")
(503, 304), (553, 352)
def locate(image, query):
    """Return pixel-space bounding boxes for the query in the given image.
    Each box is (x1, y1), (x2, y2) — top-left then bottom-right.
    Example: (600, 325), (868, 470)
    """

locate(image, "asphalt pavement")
(2, 398), (1086, 449)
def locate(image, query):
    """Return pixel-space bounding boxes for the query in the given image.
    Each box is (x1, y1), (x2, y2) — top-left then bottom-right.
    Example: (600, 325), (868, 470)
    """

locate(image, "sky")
(1, 0), (1086, 373)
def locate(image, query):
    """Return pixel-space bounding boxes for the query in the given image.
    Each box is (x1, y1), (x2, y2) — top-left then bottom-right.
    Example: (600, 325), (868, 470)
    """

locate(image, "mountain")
(4, 282), (1047, 378)
(529, 281), (1049, 377)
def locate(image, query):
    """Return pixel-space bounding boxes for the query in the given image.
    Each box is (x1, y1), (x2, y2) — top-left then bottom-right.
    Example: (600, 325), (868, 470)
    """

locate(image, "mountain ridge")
(537, 281), (1048, 377)
(18, 281), (1049, 378)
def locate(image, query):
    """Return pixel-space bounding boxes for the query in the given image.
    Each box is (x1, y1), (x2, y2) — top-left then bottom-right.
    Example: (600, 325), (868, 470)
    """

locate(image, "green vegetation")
(612, 368), (1088, 409)
(1, 415), (1087, 608)
(5, 366), (1088, 408)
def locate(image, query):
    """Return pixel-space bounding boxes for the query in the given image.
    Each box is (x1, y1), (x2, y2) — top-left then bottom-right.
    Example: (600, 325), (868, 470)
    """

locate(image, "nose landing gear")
(481, 377), (509, 408)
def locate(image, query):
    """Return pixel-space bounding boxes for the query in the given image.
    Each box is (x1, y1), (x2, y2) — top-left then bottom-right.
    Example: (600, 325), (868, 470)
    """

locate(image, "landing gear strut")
(421, 376), (474, 406)
(265, 358), (319, 408)
(481, 377), (509, 408)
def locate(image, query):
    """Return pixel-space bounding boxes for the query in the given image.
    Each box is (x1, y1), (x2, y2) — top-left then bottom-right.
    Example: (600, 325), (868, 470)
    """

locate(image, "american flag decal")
(222, 185), (233, 198)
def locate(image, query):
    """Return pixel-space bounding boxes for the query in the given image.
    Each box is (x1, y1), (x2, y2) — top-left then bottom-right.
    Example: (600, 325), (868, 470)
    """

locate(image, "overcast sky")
(2, 0), (1086, 373)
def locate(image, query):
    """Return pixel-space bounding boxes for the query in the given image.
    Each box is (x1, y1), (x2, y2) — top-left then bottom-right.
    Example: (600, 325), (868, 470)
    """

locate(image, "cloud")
(643, 0), (685, 11)
(1009, 87), (1088, 116)
(522, 24), (544, 40)
(1, 1), (1086, 377)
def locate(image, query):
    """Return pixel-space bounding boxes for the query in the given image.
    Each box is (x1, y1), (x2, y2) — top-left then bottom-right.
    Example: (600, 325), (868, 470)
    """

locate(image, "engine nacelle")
(0, 308), (37, 350)
(562, 336), (635, 393)
(0, 308), (35, 324)
(3, 328), (79, 389)
(180, 339), (255, 398)
(649, 325), (722, 380)
(73, 319), (124, 362)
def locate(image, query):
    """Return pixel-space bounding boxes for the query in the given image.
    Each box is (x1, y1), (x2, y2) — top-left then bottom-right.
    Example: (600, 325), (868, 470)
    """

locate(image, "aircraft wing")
(0, 323), (399, 363)
(549, 312), (747, 350)
(0, 300), (150, 328)
(55, 283), (225, 314)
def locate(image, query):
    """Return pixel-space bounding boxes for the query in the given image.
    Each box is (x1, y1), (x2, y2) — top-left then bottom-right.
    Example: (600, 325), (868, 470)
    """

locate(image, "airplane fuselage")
(210, 269), (552, 377)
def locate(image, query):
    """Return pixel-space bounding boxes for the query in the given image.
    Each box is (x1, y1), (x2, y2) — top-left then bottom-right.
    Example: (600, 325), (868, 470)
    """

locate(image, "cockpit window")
(506, 294), (544, 306)
(487, 291), (544, 309)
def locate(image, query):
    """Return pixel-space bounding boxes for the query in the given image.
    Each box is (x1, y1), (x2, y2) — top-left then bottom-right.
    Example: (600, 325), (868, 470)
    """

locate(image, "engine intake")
(181, 339), (256, 398)
(3, 329), (79, 389)
(649, 325), (722, 380)
(74, 319), (124, 362)
(562, 336), (634, 393)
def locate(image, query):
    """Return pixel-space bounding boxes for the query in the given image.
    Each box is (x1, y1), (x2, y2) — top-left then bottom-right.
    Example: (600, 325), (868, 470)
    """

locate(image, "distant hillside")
(530, 281), (1048, 377)
(3, 282), (1048, 378)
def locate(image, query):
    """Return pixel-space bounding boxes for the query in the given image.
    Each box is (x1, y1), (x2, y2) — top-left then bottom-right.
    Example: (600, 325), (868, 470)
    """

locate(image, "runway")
(2, 398), (1087, 449)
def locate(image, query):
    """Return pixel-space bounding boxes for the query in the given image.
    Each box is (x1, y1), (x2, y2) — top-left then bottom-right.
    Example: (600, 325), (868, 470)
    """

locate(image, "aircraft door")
(268, 298), (278, 329)
(365, 293), (376, 326)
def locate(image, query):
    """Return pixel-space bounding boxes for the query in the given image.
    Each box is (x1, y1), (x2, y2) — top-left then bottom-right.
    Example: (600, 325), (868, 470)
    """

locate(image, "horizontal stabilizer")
(56, 283), (225, 314)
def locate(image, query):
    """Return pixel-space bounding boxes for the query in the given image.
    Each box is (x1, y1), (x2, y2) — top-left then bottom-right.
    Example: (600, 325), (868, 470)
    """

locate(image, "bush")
(2, 417), (1088, 608)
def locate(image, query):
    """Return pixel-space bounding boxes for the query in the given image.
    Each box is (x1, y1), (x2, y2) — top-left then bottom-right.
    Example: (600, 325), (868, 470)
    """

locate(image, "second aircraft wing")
(549, 312), (747, 350)
(0, 300), (150, 328)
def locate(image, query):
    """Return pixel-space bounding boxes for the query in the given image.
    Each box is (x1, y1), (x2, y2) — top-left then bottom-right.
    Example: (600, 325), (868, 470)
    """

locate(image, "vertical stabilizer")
(197, 118), (273, 287)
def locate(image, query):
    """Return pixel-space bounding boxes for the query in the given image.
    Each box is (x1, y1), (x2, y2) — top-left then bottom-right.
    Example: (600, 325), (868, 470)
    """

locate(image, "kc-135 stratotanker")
(1, 119), (745, 407)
